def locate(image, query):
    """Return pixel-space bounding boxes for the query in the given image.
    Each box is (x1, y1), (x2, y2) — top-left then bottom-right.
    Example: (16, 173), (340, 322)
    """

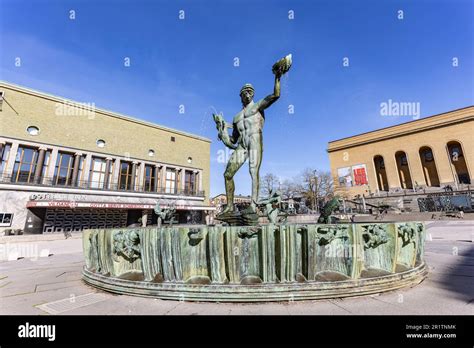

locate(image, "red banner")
(26, 201), (215, 210)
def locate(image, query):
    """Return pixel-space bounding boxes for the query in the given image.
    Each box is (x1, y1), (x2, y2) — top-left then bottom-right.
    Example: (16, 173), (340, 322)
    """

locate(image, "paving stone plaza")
(1, 220), (472, 315)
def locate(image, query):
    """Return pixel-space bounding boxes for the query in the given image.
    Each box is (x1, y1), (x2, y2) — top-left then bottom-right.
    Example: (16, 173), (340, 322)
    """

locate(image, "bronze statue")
(317, 197), (341, 224)
(258, 188), (282, 224)
(213, 54), (292, 217)
(154, 203), (176, 227)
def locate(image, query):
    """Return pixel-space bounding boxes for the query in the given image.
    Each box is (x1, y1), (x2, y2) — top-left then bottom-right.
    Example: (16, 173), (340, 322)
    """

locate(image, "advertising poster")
(352, 164), (368, 186)
(337, 167), (353, 187)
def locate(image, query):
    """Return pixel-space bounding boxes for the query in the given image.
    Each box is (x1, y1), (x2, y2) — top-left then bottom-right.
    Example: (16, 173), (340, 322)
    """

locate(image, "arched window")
(419, 146), (440, 187)
(395, 151), (413, 189)
(447, 141), (471, 184)
(373, 155), (389, 191)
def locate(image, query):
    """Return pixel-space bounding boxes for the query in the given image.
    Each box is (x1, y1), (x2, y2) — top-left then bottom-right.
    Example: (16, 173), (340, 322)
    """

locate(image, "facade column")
(46, 148), (59, 181)
(161, 165), (167, 192)
(104, 157), (113, 189)
(198, 170), (203, 192)
(82, 153), (93, 188)
(4, 141), (19, 180)
(386, 155), (401, 190)
(112, 158), (121, 188)
(130, 161), (138, 191)
(181, 168), (186, 191)
(138, 162), (146, 191)
(34, 146), (48, 184)
(71, 152), (83, 187)
(431, 143), (456, 185)
(154, 164), (161, 192)
(177, 168), (183, 194)
(406, 148), (426, 188)
(193, 170), (198, 195)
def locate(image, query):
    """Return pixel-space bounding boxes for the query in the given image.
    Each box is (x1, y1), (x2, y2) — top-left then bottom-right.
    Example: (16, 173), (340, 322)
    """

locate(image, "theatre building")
(328, 106), (473, 206)
(0, 81), (213, 234)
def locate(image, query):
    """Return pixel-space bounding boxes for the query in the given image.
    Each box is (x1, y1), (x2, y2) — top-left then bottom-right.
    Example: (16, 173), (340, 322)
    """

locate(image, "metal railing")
(0, 173), (205, 197)
(365, 184), (471, 198)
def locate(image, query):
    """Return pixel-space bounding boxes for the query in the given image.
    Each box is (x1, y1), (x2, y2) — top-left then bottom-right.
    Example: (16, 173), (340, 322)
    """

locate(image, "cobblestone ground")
(0, 221), (472, 315)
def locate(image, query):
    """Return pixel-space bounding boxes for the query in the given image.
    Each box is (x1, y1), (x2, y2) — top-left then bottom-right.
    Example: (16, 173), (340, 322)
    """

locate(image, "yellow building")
(0, 81), (213, 234)
(328, 106), (474, 198)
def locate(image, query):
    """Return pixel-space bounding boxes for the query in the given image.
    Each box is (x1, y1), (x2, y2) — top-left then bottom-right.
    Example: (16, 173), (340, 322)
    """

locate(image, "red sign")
(353, 167), (368, 186)
(25, 201), (215, 211)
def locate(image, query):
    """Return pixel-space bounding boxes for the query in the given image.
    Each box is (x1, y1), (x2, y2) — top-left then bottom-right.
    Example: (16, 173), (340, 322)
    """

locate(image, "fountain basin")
(82, 222), (427, 302)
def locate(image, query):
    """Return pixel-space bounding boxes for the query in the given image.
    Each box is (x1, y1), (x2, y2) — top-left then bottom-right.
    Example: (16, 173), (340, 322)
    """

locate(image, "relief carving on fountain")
(361, 224), (389, 249)
(113, 230), (141, 262)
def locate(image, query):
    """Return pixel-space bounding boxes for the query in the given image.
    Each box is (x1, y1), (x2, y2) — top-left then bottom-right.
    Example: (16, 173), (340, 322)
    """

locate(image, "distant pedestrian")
(444, 185), (453, 192)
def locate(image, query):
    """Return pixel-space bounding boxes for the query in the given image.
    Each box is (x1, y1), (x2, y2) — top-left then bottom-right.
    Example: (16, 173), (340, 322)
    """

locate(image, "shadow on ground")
(436, 243), (474, 304)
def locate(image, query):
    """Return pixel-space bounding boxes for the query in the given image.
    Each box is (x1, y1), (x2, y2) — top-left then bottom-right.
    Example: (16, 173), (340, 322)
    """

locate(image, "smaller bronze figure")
(318, 197), (340, 224)
(258, 188), (282, 224)
(154, 203), (176, 227)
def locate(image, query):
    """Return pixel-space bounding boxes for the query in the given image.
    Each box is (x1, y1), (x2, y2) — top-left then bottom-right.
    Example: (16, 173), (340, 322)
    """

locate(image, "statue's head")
(240, 83), (254, 106)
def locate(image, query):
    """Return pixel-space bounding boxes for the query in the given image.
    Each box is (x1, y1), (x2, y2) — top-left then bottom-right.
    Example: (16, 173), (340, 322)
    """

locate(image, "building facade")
(0, 81), (213, 234)
(210, 194), (252, 214)
(328, 106), (473, 198)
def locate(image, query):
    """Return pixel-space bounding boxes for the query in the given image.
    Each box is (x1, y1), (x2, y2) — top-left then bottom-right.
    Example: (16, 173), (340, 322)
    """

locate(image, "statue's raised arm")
(257, 54), (292, 111)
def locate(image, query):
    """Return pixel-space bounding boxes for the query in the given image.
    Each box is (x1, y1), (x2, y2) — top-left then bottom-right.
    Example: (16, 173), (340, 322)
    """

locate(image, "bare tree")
(260, 173), (280, 198)
(299, 168), (334, 212)
(280, 178), (299, 200)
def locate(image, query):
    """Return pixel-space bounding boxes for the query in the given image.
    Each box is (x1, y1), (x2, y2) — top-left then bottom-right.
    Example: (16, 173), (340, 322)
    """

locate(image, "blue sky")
(1, 0), (473, 197)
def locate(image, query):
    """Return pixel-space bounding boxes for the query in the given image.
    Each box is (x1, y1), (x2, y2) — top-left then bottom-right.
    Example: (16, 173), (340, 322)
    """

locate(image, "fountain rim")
(82, 262), (427, 303)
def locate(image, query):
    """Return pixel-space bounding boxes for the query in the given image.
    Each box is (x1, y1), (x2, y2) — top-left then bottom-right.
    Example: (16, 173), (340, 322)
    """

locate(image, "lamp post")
(311, 170), (319, 214)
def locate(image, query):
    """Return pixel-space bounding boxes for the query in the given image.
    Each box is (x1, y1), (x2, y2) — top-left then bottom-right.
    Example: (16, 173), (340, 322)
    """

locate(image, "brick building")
(0, 81), (214, 234)
(328, 106), (473, 198)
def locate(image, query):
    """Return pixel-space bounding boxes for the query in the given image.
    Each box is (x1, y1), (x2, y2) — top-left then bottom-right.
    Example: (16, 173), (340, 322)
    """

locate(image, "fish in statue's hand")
(272, 54), (292, 77)
(213, 113), (226, 136)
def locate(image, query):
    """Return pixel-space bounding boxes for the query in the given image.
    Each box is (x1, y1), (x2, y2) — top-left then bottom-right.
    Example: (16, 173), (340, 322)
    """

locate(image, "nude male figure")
(213, 54), (292, 214)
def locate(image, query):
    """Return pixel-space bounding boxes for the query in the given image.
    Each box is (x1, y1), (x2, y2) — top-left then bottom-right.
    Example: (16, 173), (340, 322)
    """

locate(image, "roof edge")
(0, 80), (212, 143)
(328, 105), (474, 145)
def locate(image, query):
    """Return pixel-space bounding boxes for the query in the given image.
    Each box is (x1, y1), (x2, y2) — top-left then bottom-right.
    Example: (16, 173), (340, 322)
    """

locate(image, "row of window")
(372, 141), (470, 191)
(25, 126), (192, 163)
(0, 144), (198, 194)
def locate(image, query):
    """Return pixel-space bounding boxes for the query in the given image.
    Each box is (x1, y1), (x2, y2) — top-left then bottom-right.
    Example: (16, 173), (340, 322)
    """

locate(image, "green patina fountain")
(82, 55), (427, 302)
